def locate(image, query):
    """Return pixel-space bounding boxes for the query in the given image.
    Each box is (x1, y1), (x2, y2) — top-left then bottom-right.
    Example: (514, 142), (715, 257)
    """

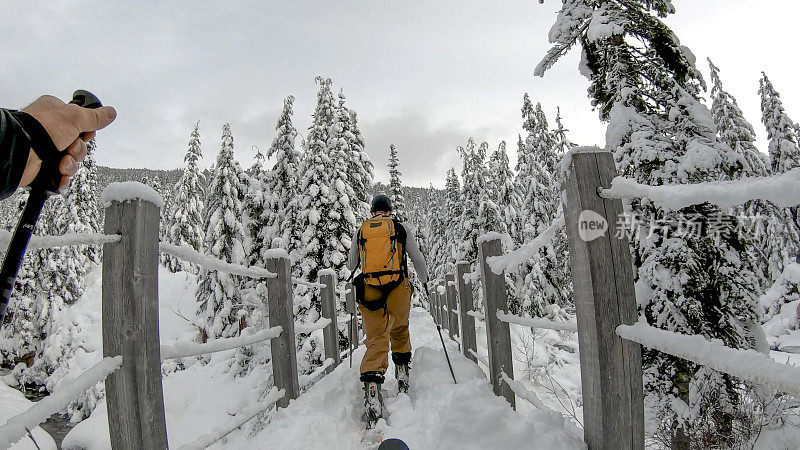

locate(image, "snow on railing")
(0, 356), (123, 449)
(467, 310), (484, 321)
(0, 230), (121, 250)
(159, 242), (277, 279)
(598, 168), (800, 210)
(617, 321), (800, 395)
(500, 371), (550, 412)
(292, 277), (326, 289)
(485, 216), (565, 275)
(294, 317), (332, 335)
(177, 386), (285, 450)
(468, 349), (490, 368)
(299, 358), (335, 388)
(161, 327), (283, 360)
(496, 311), (578, 333)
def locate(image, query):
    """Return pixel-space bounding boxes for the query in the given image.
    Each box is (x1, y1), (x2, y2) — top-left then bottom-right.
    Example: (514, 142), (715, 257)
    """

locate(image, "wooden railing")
(429, 150), (645, 449)
(100, 196), (355, 449)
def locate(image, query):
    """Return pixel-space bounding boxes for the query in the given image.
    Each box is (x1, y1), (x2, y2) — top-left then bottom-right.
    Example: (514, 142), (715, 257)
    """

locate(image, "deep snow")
(221, 307), (586, 450)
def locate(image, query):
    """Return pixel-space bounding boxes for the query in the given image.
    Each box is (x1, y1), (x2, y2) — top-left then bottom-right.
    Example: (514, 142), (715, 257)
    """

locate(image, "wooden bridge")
(2, 148), (800, 449)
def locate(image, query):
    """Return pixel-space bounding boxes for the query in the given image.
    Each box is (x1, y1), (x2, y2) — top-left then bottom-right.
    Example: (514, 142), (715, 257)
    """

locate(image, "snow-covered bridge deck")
(234, 308), (583, 449)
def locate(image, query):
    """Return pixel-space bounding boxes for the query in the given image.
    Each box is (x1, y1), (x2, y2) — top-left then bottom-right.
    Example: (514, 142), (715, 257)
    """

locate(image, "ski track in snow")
(221, 307), (585, 450)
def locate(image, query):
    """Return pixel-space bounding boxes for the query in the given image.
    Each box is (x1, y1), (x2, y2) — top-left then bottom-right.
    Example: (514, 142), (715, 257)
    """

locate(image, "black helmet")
(370, 194), (393, 213)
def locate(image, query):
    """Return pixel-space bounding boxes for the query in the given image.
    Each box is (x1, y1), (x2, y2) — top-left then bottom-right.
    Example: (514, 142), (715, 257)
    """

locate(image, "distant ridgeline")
(94, 166), (182, 203)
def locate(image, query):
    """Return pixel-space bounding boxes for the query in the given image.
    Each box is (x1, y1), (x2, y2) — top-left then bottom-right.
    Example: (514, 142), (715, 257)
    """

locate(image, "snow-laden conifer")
(759, 72), (800, 237)
(196, 123), (247, 341)
(489, 142), (521, 242)
(538, 2), (768, 444)
(458, 139), (504, 265)
(337, 90), (374, 219)
(709, 61), (798, 284)
(387, 144), (408, 223)
(165, 123), (206, 273)
(443, 168), (462, 269)
(266, 96), (301, 253)
(290, 77), (340, 374)
(760, 73), (800, 175)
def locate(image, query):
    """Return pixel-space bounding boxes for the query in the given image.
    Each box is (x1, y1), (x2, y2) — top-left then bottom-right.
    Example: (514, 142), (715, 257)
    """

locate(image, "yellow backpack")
(358, 216), (406, 288)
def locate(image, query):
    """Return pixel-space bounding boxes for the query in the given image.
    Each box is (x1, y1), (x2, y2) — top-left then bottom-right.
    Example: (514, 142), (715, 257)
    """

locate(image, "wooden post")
(456, 262), (477, 363)
(478, 237), (515, 409)
(445, 273), (459, 341)
(266, 252), (300, 408)
(438, 289), (444, 326)
(438, 280), (449, 332)
(319, 271), (341, 373)
(431, 287), (438, 324)
(433, 285), (442, 325)
(103, 199), (168, 450)
(563, 149), (644, 450)
(345, 283), (358, 349)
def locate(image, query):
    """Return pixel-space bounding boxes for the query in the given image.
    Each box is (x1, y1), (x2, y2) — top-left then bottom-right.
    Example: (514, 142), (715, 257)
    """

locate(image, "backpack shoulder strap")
(392, 219), (407, 247)
(392, 219), (408, 275)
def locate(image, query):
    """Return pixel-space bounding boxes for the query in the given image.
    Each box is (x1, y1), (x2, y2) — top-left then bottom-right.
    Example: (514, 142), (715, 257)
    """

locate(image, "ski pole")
(349, 312), (354, 368)
(0, 90), (103, 325)
(436, 324), (457, 384)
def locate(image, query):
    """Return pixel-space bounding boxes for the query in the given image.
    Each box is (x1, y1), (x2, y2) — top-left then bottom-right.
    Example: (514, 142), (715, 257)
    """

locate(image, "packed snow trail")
(223, 307), (584, 450)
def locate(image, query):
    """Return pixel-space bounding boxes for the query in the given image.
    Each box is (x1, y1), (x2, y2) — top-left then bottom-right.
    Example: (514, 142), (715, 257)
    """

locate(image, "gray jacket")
(346, 218), (429, 285)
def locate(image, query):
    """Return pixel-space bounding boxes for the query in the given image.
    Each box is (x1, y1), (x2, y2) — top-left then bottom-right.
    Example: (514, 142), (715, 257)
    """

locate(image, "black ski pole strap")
(10, 111), (63, 194)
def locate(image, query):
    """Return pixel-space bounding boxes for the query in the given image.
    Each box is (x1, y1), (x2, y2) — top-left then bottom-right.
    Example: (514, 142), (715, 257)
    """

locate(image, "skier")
(347, 194), (429, 427)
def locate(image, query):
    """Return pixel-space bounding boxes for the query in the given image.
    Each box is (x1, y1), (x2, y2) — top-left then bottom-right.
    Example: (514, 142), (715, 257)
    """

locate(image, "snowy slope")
(221, 307), (585, 450)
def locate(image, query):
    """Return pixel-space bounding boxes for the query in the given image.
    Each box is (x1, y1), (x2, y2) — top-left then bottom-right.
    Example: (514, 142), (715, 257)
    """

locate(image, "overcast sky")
(2, 1), (798, 187)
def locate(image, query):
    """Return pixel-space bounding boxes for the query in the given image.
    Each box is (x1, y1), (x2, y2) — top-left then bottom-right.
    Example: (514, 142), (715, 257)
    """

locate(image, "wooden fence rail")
(429, 148), (645, 449)
(101, 197), (348, 449)
(455, 262), (476, 364)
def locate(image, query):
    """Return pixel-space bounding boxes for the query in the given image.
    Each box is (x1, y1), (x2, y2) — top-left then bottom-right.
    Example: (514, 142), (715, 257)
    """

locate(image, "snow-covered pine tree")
(538, 2), (768, 445)
(244, 143), (274, 270)
(514, 102), (560, 315)
(266, 95), (301, 253)
(196, 123), (247, 343)
(165, 123), (206, 273)
(552, 107), (577, 155)
(291, 77), (340, 374)
(66, 139), (101, 264)
(458, 139), (504, 265)
(326, 86), (360, 336)
(443, 168), (462, 274)
(710, 61), (798, 284)
(709, 61), (766, 177)
(424, 184), (447, 280)
(760, 72), (800, 234)
(337, 90), (374, 220)
(760, 73), (800, 175)
(490, 141), (521, 242)
(387, 144), (408, 223)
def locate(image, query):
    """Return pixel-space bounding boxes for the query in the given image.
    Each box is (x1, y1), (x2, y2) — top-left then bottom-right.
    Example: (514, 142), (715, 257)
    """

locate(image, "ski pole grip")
(28, 90), (103, 194)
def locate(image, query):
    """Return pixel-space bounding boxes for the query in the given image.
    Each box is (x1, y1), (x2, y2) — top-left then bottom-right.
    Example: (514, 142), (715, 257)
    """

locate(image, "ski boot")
(361, 371), (385, 429)
(393, 352), (412, 394)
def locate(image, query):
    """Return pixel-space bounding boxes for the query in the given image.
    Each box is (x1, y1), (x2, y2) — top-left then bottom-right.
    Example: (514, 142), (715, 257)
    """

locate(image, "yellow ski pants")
(359, 279), (412, 374)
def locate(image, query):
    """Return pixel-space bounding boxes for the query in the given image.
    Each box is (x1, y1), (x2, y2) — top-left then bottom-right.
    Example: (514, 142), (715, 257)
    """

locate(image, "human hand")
(18, 95), (116, 191)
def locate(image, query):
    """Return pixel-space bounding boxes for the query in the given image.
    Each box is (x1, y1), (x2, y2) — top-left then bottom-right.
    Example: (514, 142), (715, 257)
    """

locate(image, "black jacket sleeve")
(0, 109), (33, 200)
